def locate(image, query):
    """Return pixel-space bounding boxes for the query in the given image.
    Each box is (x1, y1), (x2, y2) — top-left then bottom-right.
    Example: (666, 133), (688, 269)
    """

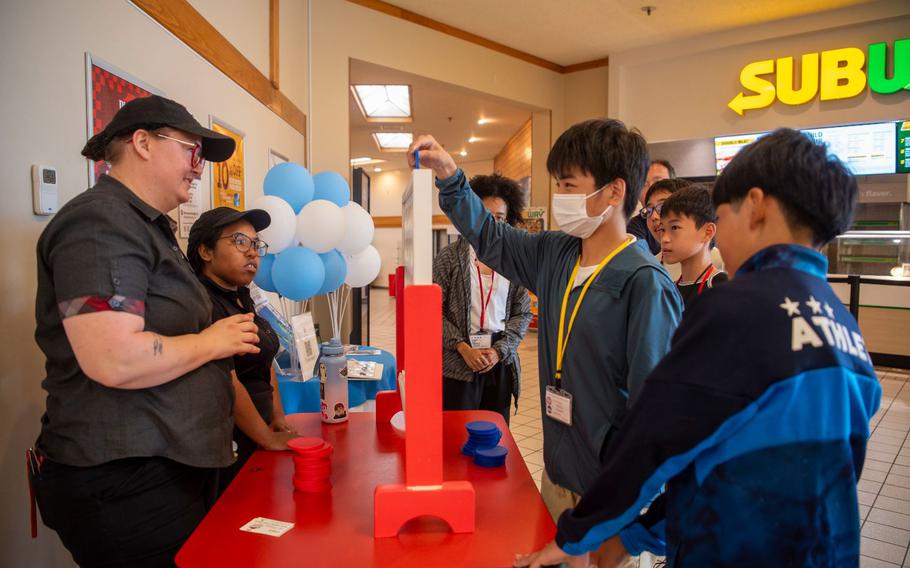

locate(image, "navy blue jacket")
(556, 244), (881, 567)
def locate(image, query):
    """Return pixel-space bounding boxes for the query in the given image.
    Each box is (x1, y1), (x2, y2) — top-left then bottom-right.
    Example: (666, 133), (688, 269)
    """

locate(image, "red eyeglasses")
(155, 133), (205, 168)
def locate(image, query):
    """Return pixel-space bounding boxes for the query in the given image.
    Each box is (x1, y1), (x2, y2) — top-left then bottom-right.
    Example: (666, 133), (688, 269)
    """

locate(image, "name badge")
(469, 331), (492, 349)
(545, 385), (573, 426)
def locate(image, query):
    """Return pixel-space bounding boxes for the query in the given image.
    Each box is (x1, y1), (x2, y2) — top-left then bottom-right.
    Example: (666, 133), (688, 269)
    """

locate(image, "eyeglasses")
(155, 133), (204, 168)
(220, 233), (269, 256)
(640, 202), (664, 219)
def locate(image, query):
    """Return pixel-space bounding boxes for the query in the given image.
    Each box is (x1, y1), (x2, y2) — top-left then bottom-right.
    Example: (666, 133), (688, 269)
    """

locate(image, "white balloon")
(250, 195), (297, 253)
(344, 245), (381, 288)
(336, 202), (375, 255)
(296, 200), (346, 253)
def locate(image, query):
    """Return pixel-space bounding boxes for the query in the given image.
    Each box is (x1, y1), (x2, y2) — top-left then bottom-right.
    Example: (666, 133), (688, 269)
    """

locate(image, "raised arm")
(408, 135), (551, 293)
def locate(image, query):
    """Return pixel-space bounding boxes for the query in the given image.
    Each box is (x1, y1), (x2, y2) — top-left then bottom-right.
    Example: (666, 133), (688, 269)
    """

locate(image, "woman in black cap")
(188, 207), (299, 493)
(32, 95), (260, 567)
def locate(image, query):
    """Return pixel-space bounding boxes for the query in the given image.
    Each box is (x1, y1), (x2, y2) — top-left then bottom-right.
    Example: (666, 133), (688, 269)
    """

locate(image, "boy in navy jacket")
(516, 128), (881, 568)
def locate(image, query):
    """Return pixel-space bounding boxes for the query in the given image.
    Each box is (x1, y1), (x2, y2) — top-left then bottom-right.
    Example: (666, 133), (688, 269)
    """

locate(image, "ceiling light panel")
(373, 132), (413, 152)
(352, 85), (412, 122)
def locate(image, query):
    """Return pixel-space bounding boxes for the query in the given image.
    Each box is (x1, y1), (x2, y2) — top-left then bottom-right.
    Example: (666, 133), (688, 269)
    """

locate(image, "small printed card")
(239, 517), (294, 537)
(344, 345), (381, 356)
(291, 312), (319, 379)
(347, 360), (383, 380)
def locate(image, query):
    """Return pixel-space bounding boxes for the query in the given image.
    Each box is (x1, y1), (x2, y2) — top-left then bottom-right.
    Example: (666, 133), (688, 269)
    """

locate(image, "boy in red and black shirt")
(658, 185), (727, 309)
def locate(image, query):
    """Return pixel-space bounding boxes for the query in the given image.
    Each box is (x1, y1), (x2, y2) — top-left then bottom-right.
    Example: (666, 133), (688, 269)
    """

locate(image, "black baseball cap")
(187, 207), (272, 269)
(81, 95), (236, 162)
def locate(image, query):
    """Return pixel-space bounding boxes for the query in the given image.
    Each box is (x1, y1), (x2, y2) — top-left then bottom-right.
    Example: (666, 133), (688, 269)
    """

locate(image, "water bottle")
(319, 338), (349, 424)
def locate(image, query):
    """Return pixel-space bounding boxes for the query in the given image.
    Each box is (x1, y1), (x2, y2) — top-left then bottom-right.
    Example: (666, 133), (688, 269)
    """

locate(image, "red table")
(176, 411), (555, 567)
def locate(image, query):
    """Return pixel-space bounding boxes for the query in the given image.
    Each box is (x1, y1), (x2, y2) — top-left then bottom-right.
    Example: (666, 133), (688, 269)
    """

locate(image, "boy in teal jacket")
(409, 119), (683, 527)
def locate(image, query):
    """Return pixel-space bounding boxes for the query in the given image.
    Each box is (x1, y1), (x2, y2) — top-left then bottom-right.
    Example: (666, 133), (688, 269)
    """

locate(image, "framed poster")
(520, 207), (547, 234)
(177, 179), (204, 239)
(85, 53), (164, 185)
(210, 117), (245, 210)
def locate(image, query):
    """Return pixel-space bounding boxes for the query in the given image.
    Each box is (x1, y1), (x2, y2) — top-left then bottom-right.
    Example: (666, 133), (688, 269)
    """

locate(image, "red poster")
(86, 55), (162, 183)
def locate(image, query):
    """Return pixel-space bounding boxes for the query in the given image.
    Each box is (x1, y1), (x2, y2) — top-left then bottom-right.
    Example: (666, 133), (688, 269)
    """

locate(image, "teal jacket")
(437, 170), (683, 495)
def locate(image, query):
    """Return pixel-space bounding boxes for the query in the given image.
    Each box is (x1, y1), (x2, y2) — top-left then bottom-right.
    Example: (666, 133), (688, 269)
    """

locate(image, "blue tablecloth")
(277, 346), (396, 413)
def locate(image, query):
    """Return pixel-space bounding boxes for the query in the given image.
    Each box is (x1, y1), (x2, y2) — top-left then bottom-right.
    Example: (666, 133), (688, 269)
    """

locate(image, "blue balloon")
(264, 163), (314, 213)
(253, 253), (278, 293)
(312, 172), (350, 207)
(317, 250), (347, 295)
(271, 247), (325, 301)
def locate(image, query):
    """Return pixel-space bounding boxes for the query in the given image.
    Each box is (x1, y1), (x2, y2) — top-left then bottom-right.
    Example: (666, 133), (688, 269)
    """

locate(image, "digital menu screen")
(899, 121), (910, 174)
(801, 122), (896, 176)
(715, 120), (908, 175)
(714, 132), (768, 172)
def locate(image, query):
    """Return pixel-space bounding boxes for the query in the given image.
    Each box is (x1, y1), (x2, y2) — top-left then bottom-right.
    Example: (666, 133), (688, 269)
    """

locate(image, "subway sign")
(728, 38), (909, 115)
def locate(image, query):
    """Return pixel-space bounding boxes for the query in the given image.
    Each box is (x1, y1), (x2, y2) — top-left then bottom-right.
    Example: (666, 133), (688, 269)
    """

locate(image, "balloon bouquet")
(251, 163), (381, 373)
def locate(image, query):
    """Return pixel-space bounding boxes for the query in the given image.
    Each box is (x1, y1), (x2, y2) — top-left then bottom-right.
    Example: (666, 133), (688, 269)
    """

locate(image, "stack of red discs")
(288, 437), (333, 493)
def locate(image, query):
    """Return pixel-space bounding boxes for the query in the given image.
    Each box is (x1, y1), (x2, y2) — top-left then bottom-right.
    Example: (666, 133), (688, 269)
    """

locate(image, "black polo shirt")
(34, 174), (234, 468)
(198, 276), (279, 396)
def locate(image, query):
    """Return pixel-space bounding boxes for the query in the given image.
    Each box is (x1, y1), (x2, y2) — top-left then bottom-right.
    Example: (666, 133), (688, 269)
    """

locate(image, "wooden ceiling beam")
(133, 0), (306, 135)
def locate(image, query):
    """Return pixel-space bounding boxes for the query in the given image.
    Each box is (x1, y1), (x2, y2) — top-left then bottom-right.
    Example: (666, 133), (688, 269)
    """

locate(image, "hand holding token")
(407, 135), (457, 180)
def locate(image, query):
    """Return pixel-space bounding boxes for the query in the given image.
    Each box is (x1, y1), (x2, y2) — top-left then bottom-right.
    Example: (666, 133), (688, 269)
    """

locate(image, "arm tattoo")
(152, 334), (163, 356)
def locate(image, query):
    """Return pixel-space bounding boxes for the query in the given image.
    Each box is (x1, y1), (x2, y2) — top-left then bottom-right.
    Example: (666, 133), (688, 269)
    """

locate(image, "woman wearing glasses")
(634, 178), (725, 281)
(33, 96), (262, 567)
(188, 207), (299, 493)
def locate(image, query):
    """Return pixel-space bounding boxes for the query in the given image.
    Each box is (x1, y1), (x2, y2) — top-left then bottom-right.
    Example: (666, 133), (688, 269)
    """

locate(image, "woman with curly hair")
(432, 173), (532, 425)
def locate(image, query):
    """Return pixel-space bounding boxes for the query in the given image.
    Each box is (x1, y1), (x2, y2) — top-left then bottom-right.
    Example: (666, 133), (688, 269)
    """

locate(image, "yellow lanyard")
(555, 237), (634, 388)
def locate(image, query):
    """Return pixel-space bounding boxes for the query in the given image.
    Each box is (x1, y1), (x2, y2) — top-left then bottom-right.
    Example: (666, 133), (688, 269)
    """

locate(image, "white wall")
(564, 66), (610, 128)
(188, 0), (271, 77)
(0, 1), (306, 566)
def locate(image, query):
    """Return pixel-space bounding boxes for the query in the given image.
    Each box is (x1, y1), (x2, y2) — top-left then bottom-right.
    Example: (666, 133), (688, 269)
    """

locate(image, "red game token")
(293, 462), (332, 478)
(293, 471), (331, 484)
(288, 438), (332, 456)
(291, 447), (332, 459)
(293, 478), (332, 493)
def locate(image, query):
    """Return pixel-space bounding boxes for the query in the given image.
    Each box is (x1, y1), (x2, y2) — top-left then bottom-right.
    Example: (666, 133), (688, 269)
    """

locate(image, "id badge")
(545, 385), (573, 426)
(469, 331), (492, 349)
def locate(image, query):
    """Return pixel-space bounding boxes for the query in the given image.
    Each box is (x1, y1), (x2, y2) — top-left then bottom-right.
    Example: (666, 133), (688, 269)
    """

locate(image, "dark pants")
(443, 360), (513, 426)
(34, 456), (218, 568)
(218, 387), (274, 495)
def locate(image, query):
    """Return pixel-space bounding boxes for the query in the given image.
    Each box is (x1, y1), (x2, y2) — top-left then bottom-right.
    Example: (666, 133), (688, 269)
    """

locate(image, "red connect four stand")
(372, 277), (476, 538)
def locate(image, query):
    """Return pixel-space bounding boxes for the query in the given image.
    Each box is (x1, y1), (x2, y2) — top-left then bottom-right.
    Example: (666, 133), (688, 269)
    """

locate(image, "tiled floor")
(368, 288), (910, 566)
(860, 367), (910, 567)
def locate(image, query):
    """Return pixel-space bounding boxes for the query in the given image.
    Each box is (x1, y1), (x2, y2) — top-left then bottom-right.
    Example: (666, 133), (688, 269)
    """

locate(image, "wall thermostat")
(32, 165), (58, 215)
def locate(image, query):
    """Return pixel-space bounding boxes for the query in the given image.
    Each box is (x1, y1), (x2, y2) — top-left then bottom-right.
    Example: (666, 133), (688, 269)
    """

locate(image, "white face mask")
(552, 185), (613, 239)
